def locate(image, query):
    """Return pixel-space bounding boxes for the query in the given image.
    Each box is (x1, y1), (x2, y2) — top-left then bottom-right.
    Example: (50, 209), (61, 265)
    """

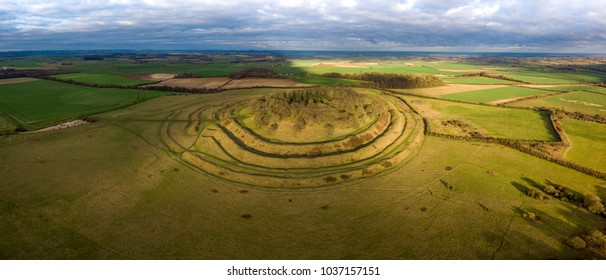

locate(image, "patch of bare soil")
(0, 77), (38, 84)
(27, 119), (89, 133)
(151, 77), (231, 89)
(220, 78), (311, 89)
(147, 73), (176, 81)
(560, 98), (603, 107)
(397, 84), (508, 97)
(124, 73), (175, 81)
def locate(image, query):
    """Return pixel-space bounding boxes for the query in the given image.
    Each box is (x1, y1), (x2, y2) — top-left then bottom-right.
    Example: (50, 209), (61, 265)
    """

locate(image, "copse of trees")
(250, 87), (378, 136)
(320, 72), (444, 89)
(174, 72), (203, 78)
(228, 68), (277, 79)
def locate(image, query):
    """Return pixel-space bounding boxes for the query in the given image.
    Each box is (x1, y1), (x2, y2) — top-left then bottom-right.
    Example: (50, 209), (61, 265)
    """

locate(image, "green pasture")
(561, 119), (606, 171)
(440, 86), (550, 103)
(443, 76), (518, 85)
(499, 70), (605, 84)
(403, 96), (558, 140)
(0, 80), (168, 129)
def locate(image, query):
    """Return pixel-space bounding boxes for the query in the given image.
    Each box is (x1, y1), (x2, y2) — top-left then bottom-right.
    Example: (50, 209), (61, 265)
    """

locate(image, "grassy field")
(443, 76), (518, 85)
(0, 92), (603, 259)
(289, 59), (462, 76)
(0, 115), (17, 133)
(2, 54), (606, 260)
(508, 91), (606, 116)
(499, 70), (606, 84)
(0, 80), (168, 129)
(440, 86), (550, 103)
(52, 73), (153, 86)
(560, 119), (606, 171)
(403, 95), (558, 140)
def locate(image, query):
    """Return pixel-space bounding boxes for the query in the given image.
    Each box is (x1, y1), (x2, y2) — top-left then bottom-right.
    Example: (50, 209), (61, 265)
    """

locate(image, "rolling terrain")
(1, 52), (605, 259)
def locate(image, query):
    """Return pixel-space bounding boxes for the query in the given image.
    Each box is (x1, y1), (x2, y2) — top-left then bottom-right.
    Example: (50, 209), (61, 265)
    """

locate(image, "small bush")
(566, 236), (587, 249)
(584, 194), (605, 215)
(583, 230), (606, 248)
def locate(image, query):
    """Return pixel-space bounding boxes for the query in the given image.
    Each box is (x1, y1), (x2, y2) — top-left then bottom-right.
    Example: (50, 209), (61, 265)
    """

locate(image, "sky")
(1, 0), (605, 53)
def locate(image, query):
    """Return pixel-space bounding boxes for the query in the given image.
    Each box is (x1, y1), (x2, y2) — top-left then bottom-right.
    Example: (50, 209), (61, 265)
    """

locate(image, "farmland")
(560, 119), (606, 171)
(51, 73), (153, 86)
(440, 86), (551, 104)
(0, 79), (168, 129)
(403, 96), (557, 140)
(509, 91), (606, 117)
(1, 51), (606, 260)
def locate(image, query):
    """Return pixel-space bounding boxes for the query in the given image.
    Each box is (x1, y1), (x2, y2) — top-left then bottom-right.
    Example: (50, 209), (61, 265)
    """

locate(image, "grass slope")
(0, 115), (17, 133)
(0, 80), (168, 129)
(52, 73), (153, 86)
(440, 86), (550, 103)
(560, 119), (606, 171)
(403, 96), (558, 140)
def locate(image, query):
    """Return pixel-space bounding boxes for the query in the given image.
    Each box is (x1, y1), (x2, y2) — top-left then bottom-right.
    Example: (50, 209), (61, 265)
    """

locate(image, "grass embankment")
(0, 79), (169, 129)
(51, 73), (153, 86)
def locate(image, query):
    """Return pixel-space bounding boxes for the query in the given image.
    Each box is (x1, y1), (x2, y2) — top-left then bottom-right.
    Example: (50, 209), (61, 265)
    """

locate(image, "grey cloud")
(0, 0), (605, 52)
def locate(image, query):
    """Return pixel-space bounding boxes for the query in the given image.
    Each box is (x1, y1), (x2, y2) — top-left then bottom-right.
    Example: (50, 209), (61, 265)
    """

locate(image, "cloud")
(0, 0), (605, 52)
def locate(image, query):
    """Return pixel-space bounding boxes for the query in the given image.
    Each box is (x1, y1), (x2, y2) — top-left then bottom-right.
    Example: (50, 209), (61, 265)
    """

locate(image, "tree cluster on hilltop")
(321, 72), (444, 89)
(251, 87), (377, 134)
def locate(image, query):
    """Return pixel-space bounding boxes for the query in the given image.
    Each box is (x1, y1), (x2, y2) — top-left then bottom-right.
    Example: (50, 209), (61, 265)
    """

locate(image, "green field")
(0, 80), (168, 129)
(443, 76), (518, 85)
(561, 119), (606, 171)
(0, 92), (603, 259)
(546, 85), (606, 94)
(403, 96), (558, 140)
(499, 70), (606, 84)
(440, 86), (550, 103)
(289, 59), (462, 76)
(508, 91), (606, 116)
(52, 73), (152, 86)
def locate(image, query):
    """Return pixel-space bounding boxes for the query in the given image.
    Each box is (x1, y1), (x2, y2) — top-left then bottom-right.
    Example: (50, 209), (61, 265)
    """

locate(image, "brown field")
(395, 83), (508, 97)
(152, 77), (231, 88)
(0, 77), (39, 84)
(149, 77), (310, 89)
(220, 78), (311, 89)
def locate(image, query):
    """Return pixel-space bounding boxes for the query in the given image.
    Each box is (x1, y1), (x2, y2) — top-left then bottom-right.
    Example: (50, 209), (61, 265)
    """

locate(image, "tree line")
(320, 72), (444, 89)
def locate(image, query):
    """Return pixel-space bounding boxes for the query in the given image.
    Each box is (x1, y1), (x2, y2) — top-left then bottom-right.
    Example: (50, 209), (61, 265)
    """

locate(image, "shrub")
(566, 236), (587, 249)
(584, 194), (605, 215)
(527, 189), (548, 200)
(583, 230), (606, 248)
